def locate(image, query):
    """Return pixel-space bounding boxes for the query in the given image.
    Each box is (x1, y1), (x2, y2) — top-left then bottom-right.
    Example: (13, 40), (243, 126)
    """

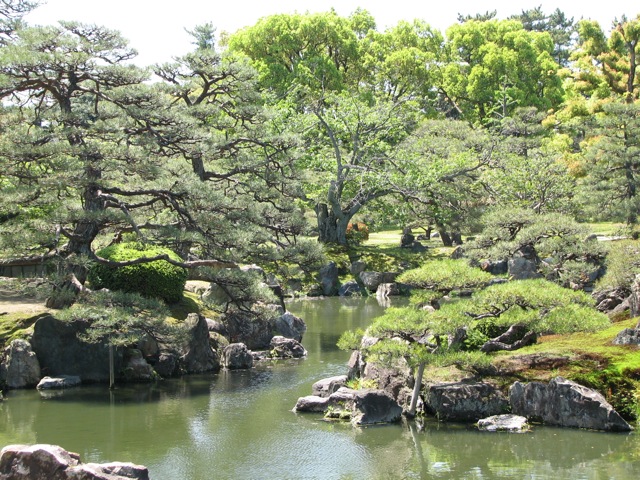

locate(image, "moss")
(0, 312), (49, 348)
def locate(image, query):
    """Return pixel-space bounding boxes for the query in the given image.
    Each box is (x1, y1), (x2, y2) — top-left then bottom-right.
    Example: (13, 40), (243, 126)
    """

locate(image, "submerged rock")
(477, 414), (530, 432)
(509, 376), (633, 432)
(0, 444), (149, 480)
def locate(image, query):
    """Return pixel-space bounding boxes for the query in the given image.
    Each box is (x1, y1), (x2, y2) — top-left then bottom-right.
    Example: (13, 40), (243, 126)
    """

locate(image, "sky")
(24, 0), (637, 66)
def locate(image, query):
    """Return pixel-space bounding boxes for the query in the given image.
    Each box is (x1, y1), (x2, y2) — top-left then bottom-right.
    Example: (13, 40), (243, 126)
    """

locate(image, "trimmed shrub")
(346, 222), (369, 245)
(89, 242), (187, 303)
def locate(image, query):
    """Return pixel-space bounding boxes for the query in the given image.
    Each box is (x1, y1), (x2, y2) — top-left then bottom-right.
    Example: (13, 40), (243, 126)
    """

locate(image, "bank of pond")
(1, 297), (640, 479)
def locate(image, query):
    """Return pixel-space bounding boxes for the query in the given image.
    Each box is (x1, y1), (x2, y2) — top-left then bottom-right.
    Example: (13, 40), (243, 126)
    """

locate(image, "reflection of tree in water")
(407, 420), (639, 479)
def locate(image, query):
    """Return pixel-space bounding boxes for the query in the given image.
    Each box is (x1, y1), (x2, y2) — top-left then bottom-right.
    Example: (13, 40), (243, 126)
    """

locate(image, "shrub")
(346, 222), (369, 245)
(88, 242), (187, 303)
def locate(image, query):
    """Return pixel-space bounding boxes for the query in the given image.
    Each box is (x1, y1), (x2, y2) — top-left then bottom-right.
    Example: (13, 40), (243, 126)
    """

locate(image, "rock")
(269, 336), (307, 358)
(613, 327), (640, 345)
(363, 360), (412, 404)
(477, 414), (530, 432)
(424, 382), (509, 422)
(347, 350), (366, 380)
(32, 315), (123, 383)
(359, 272), (398, 292)
(350, 260), (367, 276)
(312, 375), (348, 398)
(0, 339), (41, 389)
(338, 281), (363, 297)
(508, 251), (541, 280)
(122, 349), (155, 382)
(205, 318), (228, 337)
(184, 280), (210, 295)
(509, 377), (633, 432)
(376, 283), (402, 298)
(223, 311), (273, 350)
(273, 312), (306, 342)
(36, 375), (81, 390)
(318, 262), (340, 296)
(629, 275), (640, 319)
(0, 444), (149, 480)
(179, 313), (220, 374)
(293, 395), (330, 413)
(400, 230), (415, 247)
(222, 343), (253, 369)
(410, 242), (427, 253)
(480, 259), (508, 275)
(201, 283), (231, 306)
(351, 389), (403, 426)
(450, 246), (465, 260)
(136, 334), (159, 359)
(153, 352), (177, 378)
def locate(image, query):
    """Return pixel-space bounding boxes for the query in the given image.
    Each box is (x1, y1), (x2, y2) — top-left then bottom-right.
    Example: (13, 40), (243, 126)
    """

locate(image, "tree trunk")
(407, 362), (426, 417)
(437, 228), (453, 247)
(315, 203), (351, 245)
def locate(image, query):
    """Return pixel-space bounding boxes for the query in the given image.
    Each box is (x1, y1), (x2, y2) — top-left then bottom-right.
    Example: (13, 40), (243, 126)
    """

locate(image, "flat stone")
(36, 375), (81, 390)
(477, 414), (530, 432)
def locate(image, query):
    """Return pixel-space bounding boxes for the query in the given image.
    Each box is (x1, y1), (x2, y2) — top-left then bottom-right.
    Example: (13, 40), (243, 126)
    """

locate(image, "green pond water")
(1, 297), (640, 479)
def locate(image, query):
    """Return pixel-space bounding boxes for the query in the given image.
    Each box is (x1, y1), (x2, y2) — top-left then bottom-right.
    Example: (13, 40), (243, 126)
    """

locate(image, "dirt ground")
(0, 288), (49, 316)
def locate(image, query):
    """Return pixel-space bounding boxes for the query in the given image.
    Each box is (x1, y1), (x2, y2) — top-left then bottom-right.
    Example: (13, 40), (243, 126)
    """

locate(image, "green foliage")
(398, 258), (492, 292)
(346, 222), (370, 245)
(597, 240), (640, 291)
(337, 328), (365, 351)
(571, 369), (640, 421)
(89, 242), (187, 304)
(345, 377), (378, 390)
(467, 207), (606, 286)
(57, 289), (182, 347)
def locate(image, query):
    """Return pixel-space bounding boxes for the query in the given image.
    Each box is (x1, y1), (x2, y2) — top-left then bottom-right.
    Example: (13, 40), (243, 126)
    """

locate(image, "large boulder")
(318, 262), (340, 296)
(424, 382), (509, 422)
(269, 336), (307, 359)
(612, 328), (640, 345)
(222, 343), (253, 369)
(312, 375), (348, 398)
(359, 272), (398, 292)
(338, 281), (363, 297)
(508, 251), (541, 280)
(178, 313), (220, 374)
(509, 377), (632, 431)
(351, 389), (403, 426)
(0, 444), (149, 480)
(31, 315), (123, 383)
(122, 349), (156, 382)
(0, 339), (41, 389)
(273, 311), (306, 342)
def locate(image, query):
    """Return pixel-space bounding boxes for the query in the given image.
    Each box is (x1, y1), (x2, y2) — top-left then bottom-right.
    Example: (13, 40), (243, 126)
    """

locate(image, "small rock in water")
(477, 414), (530, 432)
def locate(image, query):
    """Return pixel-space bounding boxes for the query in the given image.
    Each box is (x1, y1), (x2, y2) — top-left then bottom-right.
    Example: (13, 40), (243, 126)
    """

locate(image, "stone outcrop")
(223, 310), (306, 350)
(31, 315), (123, 383)
(338, 281), (362, 297)
(424, 382), (509, 422)
(0, 339), (41, 389)
(477, 414), (530, 432)
(269, 336), (307, 358)
(0, 444), (149, 480)
(312, 375), (348, 398)
(351, 389), (403, 426)
(222, 343), (253, 369)
(273, 312), (306, 342)
(178, 313), (220, 374)
(318, 262), (340, 296)
(122, 349), (156, 382)
(36, 376), (81, 390)
(509, 377), (632, 432)
(359, 272), (398, 292)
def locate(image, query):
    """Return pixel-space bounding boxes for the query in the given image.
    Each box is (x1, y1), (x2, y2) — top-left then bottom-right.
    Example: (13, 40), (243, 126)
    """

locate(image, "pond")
(1, 297), (640, 479)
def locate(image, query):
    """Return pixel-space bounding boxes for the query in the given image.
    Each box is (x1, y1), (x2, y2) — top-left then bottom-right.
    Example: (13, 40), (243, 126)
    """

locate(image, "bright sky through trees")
(26, 0), (634, 66)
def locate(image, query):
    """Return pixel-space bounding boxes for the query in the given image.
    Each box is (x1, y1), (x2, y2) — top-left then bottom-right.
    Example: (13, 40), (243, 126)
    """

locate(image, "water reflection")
(1, 297), (639, 479)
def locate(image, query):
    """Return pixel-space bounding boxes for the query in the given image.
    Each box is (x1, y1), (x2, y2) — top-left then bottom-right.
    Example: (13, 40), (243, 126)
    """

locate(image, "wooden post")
(109, 343), (115, 390)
